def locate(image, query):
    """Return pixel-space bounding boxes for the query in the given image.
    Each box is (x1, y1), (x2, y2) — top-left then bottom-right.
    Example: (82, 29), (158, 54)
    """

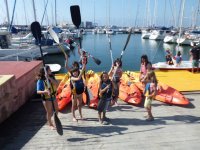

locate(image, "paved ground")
(0, 93), (200, 150)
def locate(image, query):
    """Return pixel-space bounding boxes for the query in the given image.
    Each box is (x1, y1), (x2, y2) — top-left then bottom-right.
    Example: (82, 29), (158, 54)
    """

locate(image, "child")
(64, 52), (80, 72)
(70, 63), (86, 122)
(109, 58), (122, 105)
(36, 65), (59, 130)
(78, 45), (88, 68)
(143, 71), (157, 121)
(139, 55), (152, 85)
(173, 51), (182, 66)
(165, 49), (174, 65)
(97, 71), (114, 125)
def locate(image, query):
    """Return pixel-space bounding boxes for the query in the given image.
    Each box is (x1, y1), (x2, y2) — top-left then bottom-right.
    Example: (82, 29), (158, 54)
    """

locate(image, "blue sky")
(0, 0), (199, 27)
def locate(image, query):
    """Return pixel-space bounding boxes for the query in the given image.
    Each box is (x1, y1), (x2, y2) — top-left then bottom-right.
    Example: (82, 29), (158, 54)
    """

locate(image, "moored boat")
(152, 61), (200, 71)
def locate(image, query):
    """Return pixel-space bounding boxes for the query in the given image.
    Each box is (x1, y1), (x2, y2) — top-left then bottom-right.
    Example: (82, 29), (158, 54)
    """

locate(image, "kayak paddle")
(108, 34), (114, 65)
(48, 26), (70, 56)
(31, 21), (63, 136)
(70, 5), (101, 66)
(119, 28), (132, 61)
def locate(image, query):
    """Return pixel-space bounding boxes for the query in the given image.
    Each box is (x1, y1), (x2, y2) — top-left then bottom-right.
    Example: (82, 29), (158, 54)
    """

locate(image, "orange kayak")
(82, 72), (142, 106)
(125, 71), (189, 106)
(83, 72), (100, 108)
(119, 74), (142, 105)
(56, 74), (71, 111)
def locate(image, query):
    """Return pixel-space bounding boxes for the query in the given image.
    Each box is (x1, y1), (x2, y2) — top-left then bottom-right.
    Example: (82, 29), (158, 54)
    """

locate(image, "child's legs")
(144, 97), (153, 117)
(77, 94), (83, 118)
(44, 100), (54, 126)
(113, 82), (119, 102)
(71, 95), (77, 119)
(103, 101), (110, 119)
(98, 111), (102, 122)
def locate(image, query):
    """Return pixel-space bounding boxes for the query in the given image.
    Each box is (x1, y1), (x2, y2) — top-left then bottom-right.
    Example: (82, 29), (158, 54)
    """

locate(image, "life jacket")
(70, 76), (84, 95)
(42, 80), (56, 100)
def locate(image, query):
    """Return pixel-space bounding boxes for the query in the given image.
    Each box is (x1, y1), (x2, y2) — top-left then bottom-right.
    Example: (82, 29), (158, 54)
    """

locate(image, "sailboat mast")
(93, 0), (95, 27)
(55, 0), (57, 26)
(32, 0), (37, 21)
(177, 0), (185, 47)
(4, 0), (10, 26)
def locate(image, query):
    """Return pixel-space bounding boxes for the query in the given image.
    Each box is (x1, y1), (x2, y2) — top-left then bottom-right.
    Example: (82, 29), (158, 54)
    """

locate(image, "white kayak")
(47, 64), (61, 72)
(152, 61), (200, 70)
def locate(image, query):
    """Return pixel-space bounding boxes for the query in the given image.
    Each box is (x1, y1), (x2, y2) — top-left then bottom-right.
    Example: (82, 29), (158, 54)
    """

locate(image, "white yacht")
(164, 31), (179, 43)
(176, 31), (200, 45)
(0, 31), (69, 61)
(149, 30), (170, 40)
(106, 29), (115, 35)
(97, 28), (105, 34)
(141, 29), (151, 39)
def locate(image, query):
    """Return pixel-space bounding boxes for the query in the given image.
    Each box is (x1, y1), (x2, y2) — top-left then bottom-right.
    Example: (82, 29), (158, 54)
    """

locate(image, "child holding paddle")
(143, 71), (158, 121)
(64, 52), (80, 72)
(109, 58), (123, 106)
(36, 65), (59, 130)
(97, 71), (114, 125)
(70, 63), (86, 122)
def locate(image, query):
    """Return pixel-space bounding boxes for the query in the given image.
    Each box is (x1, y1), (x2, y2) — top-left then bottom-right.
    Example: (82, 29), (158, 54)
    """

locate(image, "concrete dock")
(0, 92), (200, 150)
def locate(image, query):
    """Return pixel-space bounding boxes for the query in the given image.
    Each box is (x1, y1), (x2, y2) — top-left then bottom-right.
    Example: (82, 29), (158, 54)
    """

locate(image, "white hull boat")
(152, 61), (200, 71)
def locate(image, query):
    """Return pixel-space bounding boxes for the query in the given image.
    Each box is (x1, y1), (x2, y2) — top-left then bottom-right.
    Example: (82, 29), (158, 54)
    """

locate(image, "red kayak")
(119, 74), (142, 105)
(125, 71), (189, 106)
(56, 74), (72, 111)
(83, 73), (100, 108)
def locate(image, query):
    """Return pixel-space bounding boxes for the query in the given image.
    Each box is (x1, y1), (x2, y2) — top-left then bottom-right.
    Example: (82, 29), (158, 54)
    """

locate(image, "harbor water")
(44, 33), (192, 73)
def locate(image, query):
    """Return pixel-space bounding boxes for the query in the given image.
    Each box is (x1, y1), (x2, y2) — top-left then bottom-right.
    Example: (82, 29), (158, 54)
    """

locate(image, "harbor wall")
(0, 61), (42, 123)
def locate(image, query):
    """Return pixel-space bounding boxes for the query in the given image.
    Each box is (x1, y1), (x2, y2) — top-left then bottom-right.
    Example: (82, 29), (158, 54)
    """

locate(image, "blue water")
(44, 34), (191, 73)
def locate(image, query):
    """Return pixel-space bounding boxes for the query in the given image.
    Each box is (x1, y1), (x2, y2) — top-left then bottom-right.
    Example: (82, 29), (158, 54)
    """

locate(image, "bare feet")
(77, 116), (84, 120)
(73, 117), (77, 122)
(49, 125), (56, 130)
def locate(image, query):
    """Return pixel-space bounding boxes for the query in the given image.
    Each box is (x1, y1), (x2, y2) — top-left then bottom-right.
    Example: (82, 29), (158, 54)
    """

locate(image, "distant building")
(80, 22), (84, 28)
(85, 21), (93, 29)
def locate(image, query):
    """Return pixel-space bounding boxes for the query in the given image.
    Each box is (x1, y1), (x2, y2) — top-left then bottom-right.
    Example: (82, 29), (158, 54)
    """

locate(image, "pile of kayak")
(56, 70), (189, 111)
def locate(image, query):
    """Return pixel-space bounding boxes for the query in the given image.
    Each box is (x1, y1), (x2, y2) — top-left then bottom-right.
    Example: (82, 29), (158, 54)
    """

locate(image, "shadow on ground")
(0, 101), (46, 150)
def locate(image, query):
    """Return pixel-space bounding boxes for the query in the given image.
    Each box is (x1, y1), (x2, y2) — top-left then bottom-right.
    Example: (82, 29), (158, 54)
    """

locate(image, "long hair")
(36, 66), (50, 80)
(141, 54), (152, 69)
(147, 71), (158, 85)
(72, 61), (80, 68)
(70, 67), (80, 77)
(141, 54), (149, 64)
(177, 51), (181, 56)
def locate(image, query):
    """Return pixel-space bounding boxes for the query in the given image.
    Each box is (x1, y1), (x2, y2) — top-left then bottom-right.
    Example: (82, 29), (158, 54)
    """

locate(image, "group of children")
(36, 43), (160, 129)
(165, 48), (182, 66)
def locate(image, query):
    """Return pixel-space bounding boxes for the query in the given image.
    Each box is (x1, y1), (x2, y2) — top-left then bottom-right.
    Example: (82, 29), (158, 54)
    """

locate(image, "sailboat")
(152, 0), (199, 71)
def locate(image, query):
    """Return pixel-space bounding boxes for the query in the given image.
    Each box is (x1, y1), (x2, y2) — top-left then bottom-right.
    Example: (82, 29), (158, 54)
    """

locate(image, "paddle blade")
(91, 56), (101, 65)
(31, 21), (42, 43)
(48, 27), (60, 44)
(54, 113), (63, 135)
(70, 5), (81, 28)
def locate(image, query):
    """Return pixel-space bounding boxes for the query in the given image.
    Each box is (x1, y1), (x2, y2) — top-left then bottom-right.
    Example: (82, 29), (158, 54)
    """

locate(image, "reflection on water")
(44, 34), (192, 73)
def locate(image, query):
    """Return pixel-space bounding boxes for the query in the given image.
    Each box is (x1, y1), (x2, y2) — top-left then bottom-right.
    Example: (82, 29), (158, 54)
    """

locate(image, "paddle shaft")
(120, 28), (132, 61)
(38, 41), (57, 112)
(108, 35), (114, 65)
